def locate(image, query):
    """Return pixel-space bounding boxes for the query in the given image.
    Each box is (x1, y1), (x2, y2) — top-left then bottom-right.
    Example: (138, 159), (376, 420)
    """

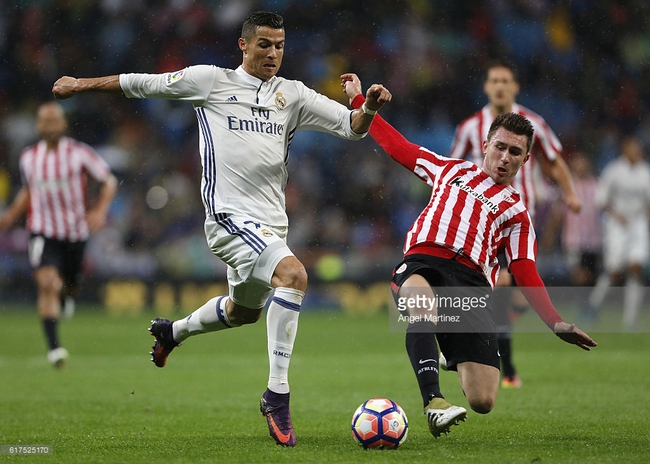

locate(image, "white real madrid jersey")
(597, 157), (650, 221)
(120, 65), (364, 227)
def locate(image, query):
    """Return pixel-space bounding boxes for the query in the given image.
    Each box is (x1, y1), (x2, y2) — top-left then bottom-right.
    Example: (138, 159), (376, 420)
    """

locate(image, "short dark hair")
(487, 112), (534, 153)
(485, 59), (518, 83)
(241, 11), (284, 41)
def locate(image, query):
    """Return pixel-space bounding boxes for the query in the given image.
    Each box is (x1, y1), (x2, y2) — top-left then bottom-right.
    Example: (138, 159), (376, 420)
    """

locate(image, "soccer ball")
(351, 398), (408, 449)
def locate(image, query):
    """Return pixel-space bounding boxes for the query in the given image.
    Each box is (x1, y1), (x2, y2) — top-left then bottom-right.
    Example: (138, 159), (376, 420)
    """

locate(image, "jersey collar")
(235, 66), (277, 87)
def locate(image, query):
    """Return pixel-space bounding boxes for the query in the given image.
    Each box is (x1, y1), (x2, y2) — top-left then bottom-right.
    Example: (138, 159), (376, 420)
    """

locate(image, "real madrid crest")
(275, 92), (287, 110)
(261, 228), (274, 237)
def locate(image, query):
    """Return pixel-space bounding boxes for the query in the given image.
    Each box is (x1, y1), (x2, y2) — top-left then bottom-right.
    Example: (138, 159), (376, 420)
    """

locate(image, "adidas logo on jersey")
(226, 95), (238, 102)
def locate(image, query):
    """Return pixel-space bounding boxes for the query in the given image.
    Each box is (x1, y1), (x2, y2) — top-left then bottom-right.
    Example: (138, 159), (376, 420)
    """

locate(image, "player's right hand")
(365, 83), (392, 110)
(52, 76), (78, 99)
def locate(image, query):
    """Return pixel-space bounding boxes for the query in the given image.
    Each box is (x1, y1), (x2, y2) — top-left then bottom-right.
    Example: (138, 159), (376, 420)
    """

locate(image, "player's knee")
(274, 258), (308, 291)
(468, 395), (496, 414)
(36, 273), (62, 294)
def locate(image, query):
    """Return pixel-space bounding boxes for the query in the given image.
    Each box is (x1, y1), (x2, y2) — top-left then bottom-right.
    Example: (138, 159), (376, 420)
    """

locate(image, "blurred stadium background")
(1, 0), (649, 312)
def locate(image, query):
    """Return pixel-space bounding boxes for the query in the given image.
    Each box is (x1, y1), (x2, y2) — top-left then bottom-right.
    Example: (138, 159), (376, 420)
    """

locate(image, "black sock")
(498, 334), (516, 377)
(42, 318), (59, 351)
(405, 321), (442, 407)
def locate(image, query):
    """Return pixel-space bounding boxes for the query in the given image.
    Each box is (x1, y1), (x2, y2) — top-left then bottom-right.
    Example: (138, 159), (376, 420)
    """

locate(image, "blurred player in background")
(342, 72), (595, 438)
(561, 153), (602, 287)
(52, 11), (391, 446)
(586, 136), (650, 330)
(0, 101), (117, 368)
(449, 60), (581, 388)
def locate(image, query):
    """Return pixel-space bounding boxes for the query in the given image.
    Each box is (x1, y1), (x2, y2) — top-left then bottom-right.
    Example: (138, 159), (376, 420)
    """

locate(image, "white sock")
(589, 273), (611, 308)
(172, 296), (236, 343)
(267, 287), (304, 394)
(623, 276), (644, 330)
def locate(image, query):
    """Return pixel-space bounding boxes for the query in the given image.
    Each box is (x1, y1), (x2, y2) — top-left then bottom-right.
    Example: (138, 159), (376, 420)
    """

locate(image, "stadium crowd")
(1, 0), (649, 293)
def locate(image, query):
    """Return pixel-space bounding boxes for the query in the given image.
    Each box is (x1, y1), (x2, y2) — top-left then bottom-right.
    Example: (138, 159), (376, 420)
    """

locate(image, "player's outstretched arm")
(52, 75), (122, 100)
(340, 73), (422, 171)
(510, 259), (597, 350)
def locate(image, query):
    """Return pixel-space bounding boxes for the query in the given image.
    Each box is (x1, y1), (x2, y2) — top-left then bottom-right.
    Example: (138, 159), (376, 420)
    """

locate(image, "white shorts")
(603, 217), (649, 272)
(205, 213), (294, 309)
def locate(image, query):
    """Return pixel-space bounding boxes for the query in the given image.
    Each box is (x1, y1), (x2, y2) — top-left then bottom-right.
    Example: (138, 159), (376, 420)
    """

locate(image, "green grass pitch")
(1, 306), (648, 463)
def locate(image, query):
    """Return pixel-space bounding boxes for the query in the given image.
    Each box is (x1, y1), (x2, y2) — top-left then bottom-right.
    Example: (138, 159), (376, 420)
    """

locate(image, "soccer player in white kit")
(587, 136), (650, 330)
(0, 102), (117, 368)
(450, 61), (581, 388)
(52, 11), (391, 446)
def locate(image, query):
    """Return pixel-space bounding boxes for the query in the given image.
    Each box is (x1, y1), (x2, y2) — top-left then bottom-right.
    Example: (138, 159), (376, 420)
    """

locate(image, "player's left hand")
(341, 73), (363, 103)
(553, 321), (597, 351)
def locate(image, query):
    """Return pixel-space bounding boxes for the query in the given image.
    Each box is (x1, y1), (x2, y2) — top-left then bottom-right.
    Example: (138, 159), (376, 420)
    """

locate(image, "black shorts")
(580, 252), (600, 273)
(391, 254), (500, 371)
(29, 235), (86, 288)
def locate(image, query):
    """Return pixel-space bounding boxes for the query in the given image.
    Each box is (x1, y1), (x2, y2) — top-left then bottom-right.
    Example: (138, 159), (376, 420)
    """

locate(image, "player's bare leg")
(587, 270), (623, 323)
(457, 361), (500, 414)
(622, 263), (645, 331)
(61, 283), (78, 319)
(35, 266), (68, 368)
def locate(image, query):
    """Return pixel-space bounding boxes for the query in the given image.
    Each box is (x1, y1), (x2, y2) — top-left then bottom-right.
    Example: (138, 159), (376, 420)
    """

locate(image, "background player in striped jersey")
(52, 11), (391, 446)
(342, 73), (595, 438)
(450, 60), (582, 388)
(557, 153), (602, 287)
(0, 101), (117, 368)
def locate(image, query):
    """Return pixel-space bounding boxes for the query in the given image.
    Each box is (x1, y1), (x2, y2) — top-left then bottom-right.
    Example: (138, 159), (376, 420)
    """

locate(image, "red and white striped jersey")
(562, 177), (602, 253)
(449, 104), (562, 221)
(369, 112), (537, 288)
(19, 136), (111, 242)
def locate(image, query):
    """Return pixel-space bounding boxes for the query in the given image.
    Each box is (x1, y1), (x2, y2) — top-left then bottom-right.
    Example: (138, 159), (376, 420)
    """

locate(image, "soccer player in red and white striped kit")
(0, 102), (117, 367)
(450, 61), (582, 388)
(342, 73), (595, 438)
